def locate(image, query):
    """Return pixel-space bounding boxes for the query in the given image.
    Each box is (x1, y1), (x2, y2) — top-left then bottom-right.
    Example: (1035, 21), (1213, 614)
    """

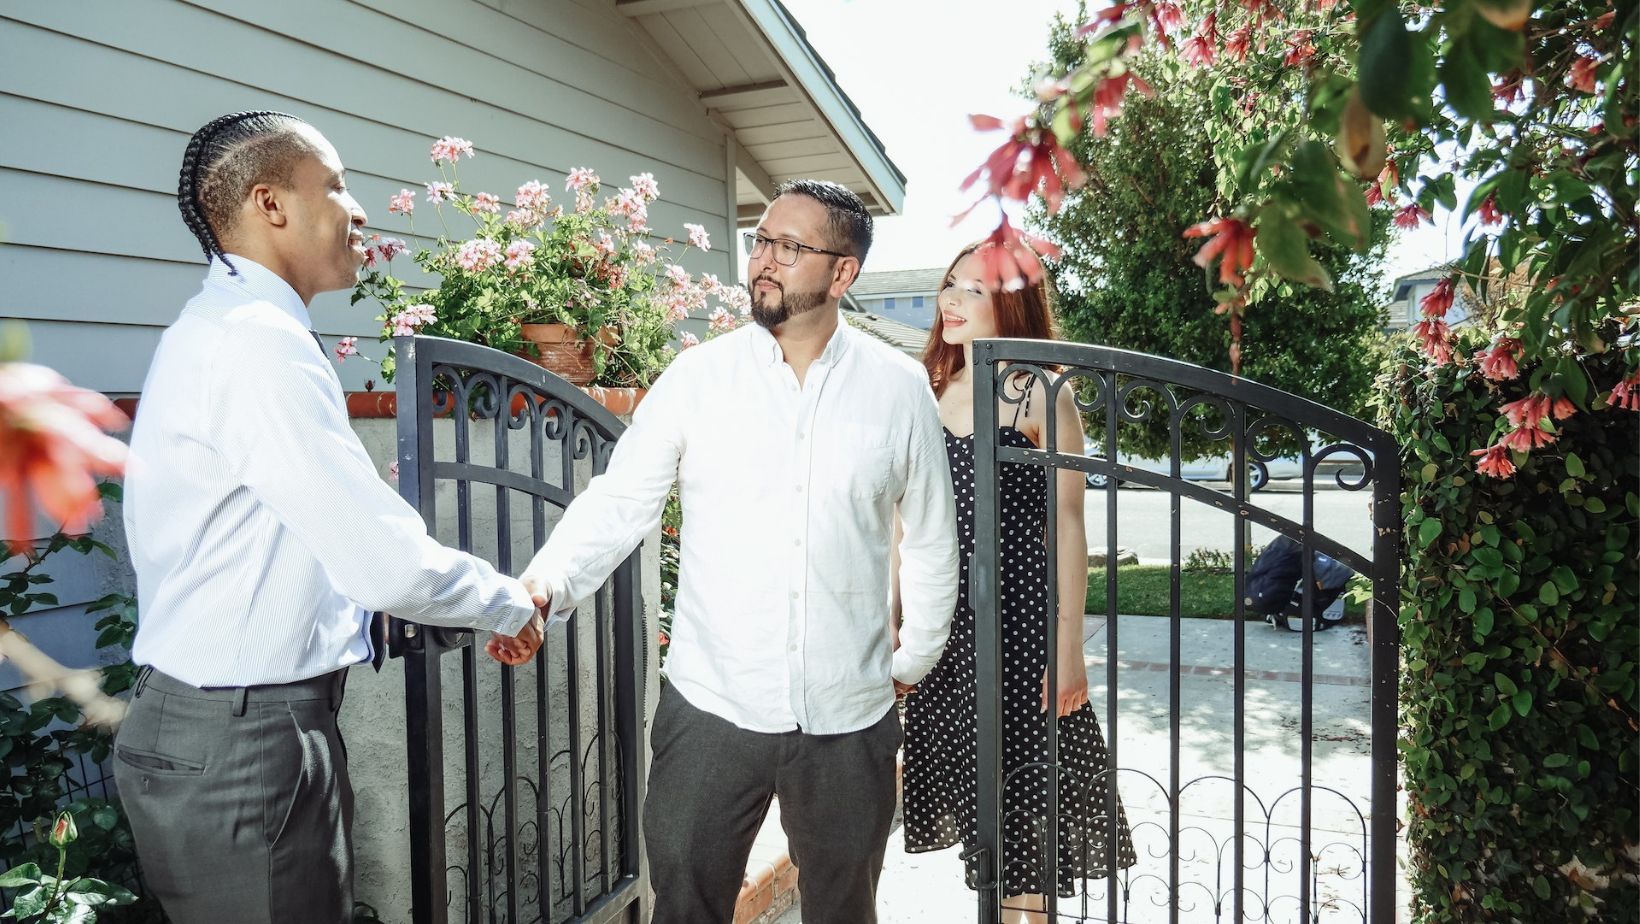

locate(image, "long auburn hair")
(921, 241), (1060, 397)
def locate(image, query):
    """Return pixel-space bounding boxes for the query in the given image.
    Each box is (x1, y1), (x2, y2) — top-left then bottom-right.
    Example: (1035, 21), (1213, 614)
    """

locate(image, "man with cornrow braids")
(116, 111), (546, 923)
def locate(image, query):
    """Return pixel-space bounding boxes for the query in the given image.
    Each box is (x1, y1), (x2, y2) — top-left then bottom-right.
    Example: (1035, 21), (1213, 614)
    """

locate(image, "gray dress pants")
(644, 683), (902, 924)
(112, 666), (354, 924)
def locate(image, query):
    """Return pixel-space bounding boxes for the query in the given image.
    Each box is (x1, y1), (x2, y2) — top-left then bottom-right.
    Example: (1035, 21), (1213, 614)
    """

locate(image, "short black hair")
(177, 111), (318, 274)
(774, 178), (873, 264)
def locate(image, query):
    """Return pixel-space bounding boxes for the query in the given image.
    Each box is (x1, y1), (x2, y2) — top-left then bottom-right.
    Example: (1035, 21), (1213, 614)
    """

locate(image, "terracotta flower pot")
(518, 323), (616, 386)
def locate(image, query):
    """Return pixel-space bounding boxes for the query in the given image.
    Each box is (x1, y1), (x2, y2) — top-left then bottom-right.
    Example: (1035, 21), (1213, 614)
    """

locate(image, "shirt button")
(793, 538), (802, 546)
(790, 591), (799, 599)
(788, 643), (798, 652)
(796, 430), (806, 440)
(795, 484), (803, 493)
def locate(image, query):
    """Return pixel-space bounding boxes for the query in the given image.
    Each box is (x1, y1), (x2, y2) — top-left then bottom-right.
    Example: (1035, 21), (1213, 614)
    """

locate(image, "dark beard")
(751, 284), (827, 330)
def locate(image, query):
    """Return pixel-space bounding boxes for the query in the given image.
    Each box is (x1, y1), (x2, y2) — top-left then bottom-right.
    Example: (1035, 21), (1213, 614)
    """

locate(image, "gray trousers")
(112, 667), (354, 924)
(645, 684), (901, 924)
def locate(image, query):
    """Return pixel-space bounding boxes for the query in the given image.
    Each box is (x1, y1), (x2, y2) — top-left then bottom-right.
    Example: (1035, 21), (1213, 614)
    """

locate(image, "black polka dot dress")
(902, 423), (1136, 898)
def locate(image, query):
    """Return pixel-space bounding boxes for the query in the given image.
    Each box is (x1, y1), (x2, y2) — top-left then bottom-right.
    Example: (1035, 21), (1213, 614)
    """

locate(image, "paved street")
(1083, 481), (1380, 564)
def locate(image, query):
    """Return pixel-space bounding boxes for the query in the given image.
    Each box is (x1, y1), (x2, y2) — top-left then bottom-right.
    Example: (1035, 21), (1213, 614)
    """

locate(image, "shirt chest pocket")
(814, 422), (901, 500)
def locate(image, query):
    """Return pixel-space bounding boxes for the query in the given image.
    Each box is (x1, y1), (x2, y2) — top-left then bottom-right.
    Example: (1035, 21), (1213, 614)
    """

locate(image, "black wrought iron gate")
(967, 340), (1399, 923)
(393, 335), (647, 924)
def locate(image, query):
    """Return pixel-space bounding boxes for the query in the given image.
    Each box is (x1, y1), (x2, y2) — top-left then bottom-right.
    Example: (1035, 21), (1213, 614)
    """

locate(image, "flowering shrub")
(977, 0), (1634, 478)
(1378, 332), (1638, 919)
(353, 137), (750, 386)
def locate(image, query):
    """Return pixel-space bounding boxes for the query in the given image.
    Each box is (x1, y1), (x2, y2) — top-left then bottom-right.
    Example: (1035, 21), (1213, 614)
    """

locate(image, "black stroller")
(1244, 535), (1354, 631)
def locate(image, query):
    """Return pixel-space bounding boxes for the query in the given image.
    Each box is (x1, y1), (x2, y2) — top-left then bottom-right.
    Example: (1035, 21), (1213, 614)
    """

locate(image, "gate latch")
(960, 845), (995, 891)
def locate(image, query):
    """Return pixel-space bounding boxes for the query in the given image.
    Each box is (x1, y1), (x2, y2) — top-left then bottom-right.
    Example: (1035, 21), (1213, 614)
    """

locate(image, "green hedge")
(1380, 338), (1638, 920)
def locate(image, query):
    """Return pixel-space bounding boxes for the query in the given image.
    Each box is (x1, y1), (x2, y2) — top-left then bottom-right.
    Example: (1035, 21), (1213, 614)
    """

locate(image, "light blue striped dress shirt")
(124, 256), (535, 687)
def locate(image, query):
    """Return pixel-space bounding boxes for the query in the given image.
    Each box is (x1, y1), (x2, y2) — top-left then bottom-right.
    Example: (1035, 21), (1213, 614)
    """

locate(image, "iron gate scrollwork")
(392, 335), (647, 924)
(968, 340), (1399, 924)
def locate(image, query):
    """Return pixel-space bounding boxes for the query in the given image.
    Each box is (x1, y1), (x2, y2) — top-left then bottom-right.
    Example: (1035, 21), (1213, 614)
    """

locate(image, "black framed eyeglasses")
(742, 232), (848, 266)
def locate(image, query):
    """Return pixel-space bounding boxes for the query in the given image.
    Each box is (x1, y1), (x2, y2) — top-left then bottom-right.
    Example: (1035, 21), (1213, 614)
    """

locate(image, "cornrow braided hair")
(177, 110), (315, 276)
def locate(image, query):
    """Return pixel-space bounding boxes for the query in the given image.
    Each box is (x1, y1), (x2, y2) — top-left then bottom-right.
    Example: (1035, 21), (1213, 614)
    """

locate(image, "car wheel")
(1249, 463), (1269, 491)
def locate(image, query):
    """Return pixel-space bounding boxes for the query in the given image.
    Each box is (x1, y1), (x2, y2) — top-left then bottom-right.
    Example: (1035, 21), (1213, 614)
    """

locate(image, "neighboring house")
(0, 0), (903, 689)
(842, 302), (929, 358)
(1382, 266), (1472, 333)
(848, 266), (946, 329)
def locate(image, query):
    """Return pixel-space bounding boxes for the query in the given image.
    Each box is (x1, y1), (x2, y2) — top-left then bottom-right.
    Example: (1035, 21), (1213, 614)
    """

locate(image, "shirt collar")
(746, 316), (853, 368)
(206, 254), (314, 330)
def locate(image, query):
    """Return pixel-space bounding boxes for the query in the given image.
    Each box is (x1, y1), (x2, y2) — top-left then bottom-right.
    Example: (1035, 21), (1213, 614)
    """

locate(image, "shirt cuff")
(496, 580), (538, 636)
(891, 647), (933, 686)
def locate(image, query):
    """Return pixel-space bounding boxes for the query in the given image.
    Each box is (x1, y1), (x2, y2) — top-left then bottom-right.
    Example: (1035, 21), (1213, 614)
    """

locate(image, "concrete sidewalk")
(767, 614), (1399, 924)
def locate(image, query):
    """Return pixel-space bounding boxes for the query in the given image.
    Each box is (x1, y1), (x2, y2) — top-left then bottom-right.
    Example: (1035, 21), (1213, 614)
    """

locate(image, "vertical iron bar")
(1042, 371), (1060, 924)
(1370, 445), (1402, 922)
(461, 645), (483, 924)
(1300, 449), (1316, 923)
(614, 556), (646, 883)
(972, 341), (1003, 924)
(493, 402), (518, 924)
(397, 338), (448, 924)
(561, 422), (588, 915)
(1169, 407), (1183, 924)
(1231, 405), (1247, 924)
(595, 582), (615, 894)
(1103, 372), (1119, 924)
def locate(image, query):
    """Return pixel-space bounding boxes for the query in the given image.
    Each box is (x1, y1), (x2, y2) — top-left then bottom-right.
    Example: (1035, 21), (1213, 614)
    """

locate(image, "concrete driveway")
(775, 613), (1395, 924)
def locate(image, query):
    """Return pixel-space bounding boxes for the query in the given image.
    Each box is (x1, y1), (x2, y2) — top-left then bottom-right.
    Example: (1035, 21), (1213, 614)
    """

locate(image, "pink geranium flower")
(708, 306), (737, 334)
(430, 136), (475, 164)
(631, 241), (657, 264)
(505, 209), (538, 228)
(455, 239), (502, 273)
(504, 240), (536, 272)
(665, 264), (691, 289)
(566, 168), (600, 192)
(630, 173), (660, 202)
(515, 181), (552, 213)
(679, 332), (700, 349)
(426, 182), (454, 204)
(389, 189), (415, 215)
(684, 223), (711, 251)
(0, 363), (129, 552)
(376, 238), (408, 262)
(1471, 443), (1516, 479)
(472, 192), (501, 214)
(335, 337), (358, 361)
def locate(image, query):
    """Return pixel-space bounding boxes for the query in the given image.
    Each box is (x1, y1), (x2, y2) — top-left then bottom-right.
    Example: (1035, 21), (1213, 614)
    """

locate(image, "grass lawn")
(1086, 564), (1365, 620)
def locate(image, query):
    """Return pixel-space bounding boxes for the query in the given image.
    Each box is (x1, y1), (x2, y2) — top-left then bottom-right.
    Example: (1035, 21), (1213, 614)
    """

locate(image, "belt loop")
(231, 687), (249, 717)
(133, 665), (153, 697)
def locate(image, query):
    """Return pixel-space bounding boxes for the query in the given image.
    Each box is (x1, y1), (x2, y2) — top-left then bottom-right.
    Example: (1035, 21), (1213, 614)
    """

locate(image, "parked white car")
(1081, 439), (1311, 492)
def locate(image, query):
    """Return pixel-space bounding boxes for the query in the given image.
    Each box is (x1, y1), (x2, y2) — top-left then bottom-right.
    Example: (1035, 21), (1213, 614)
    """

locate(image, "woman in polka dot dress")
(894, 242), (1135, 920)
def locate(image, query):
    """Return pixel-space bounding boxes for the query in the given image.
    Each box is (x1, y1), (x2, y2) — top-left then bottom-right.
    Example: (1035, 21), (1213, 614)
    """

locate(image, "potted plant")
(353, 136), (749, 386)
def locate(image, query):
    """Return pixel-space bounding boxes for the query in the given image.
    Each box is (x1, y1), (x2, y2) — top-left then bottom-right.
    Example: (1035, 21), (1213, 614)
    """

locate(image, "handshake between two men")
(484, 574), (553, 666)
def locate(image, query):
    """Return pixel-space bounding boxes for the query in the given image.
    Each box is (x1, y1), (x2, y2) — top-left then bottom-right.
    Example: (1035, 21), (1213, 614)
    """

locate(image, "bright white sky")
(777, 0), (1463, 283)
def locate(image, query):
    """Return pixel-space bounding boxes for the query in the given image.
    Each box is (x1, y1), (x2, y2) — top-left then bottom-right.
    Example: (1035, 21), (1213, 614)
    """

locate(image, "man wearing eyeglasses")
(516, 179), (958, 923)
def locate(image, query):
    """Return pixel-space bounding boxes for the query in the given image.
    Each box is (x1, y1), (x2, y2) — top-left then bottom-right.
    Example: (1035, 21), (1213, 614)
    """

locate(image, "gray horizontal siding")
(1, 0), (736, 393)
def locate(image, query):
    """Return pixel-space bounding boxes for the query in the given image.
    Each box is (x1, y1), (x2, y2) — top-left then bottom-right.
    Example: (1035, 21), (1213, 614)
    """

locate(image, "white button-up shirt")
(523, 322), (958, 734)
(124, 256), (536, 687)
